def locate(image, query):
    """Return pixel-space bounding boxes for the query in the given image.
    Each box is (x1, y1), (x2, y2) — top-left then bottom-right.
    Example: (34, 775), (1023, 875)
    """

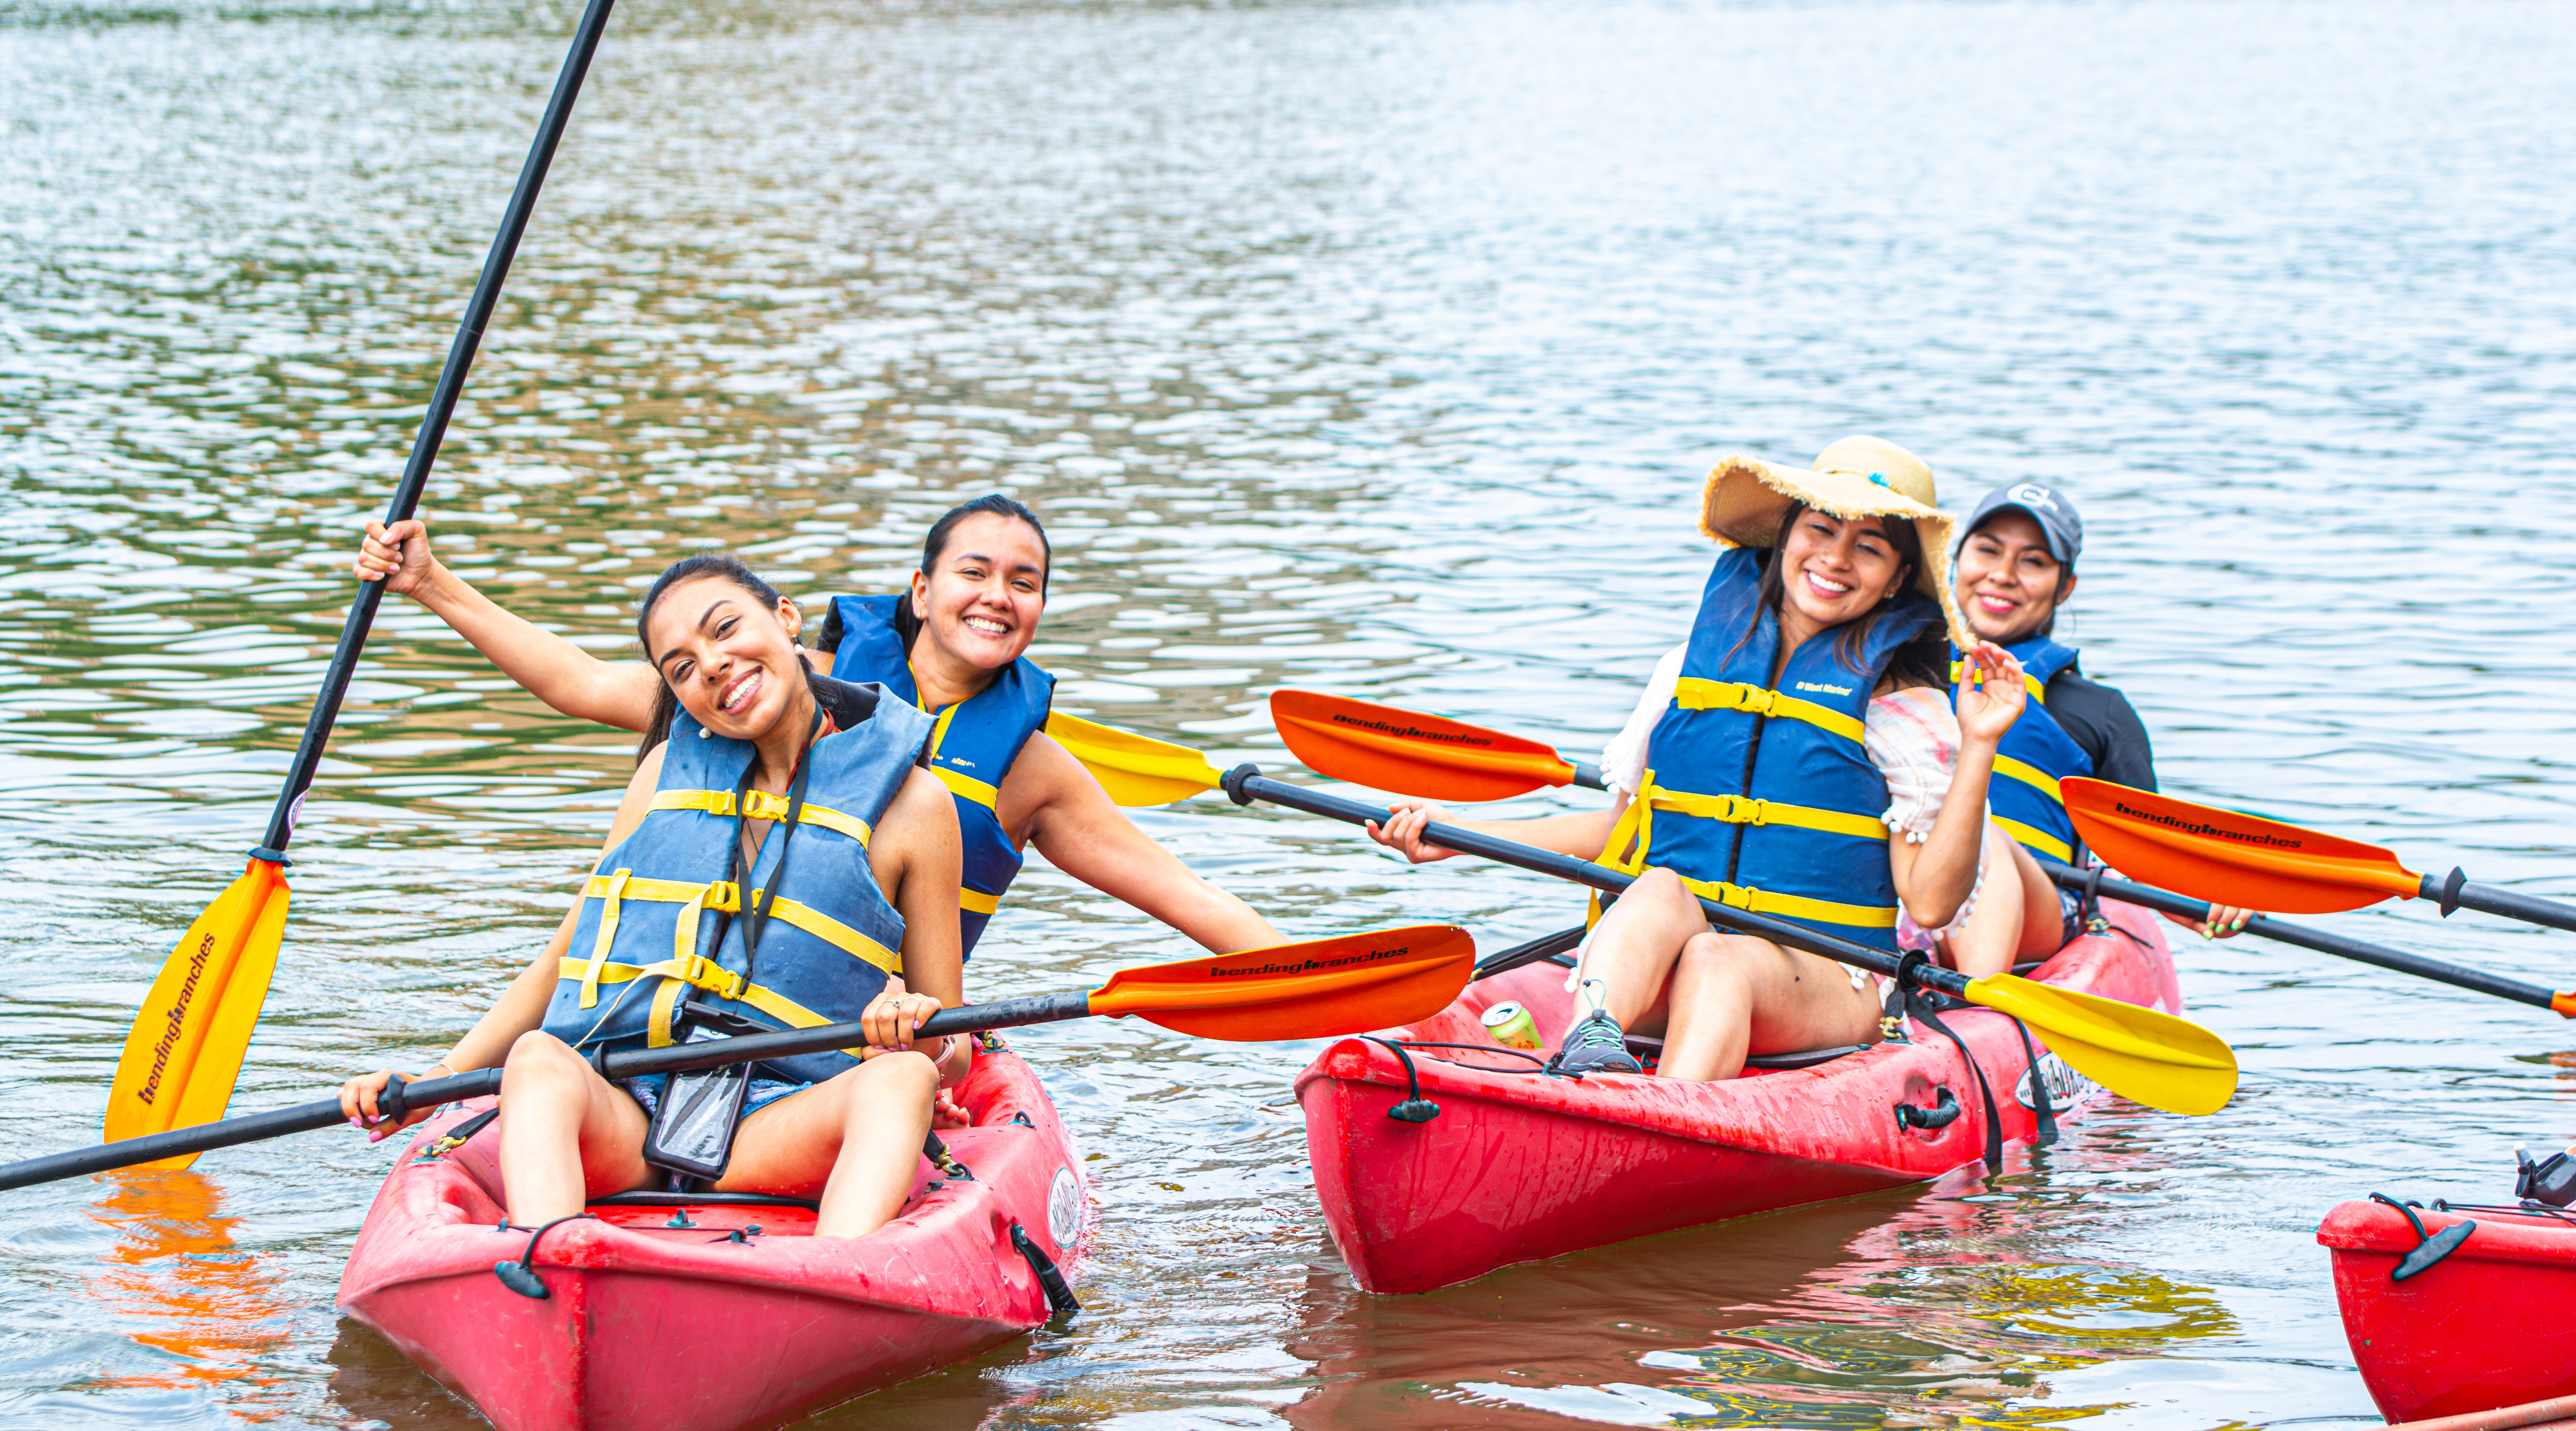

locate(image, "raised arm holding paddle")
(353, 494), (1285, 963)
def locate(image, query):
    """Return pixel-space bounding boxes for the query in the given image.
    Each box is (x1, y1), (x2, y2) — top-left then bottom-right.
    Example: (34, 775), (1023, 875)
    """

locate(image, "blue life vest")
(539, 679), (933, 1086)
(1603, 548), (1938, 951)
(823, 594), (1054, 956)
(1953, 634), (2093, 864)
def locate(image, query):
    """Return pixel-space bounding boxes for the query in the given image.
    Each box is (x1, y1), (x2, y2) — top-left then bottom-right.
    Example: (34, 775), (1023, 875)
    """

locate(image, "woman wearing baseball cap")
(1953, 481), (2253, 943)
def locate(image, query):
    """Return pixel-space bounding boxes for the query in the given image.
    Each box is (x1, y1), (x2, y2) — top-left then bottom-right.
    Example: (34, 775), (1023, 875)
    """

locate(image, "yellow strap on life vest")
(579, 868), (632, 1009)
(1589, 772), (1898, 931)
(1992, 755), (2064, 805)
(1645, 788), (1890, 843)
(1673, 678), (1866, 744)
(647, 788), (874, 847)
(930, 765), (999, 809)
(1675, 872), (1902, 929)
(578, 874), (902, 975)
(960, 886), (1000, 915)
(556, 955), (871, 1061)
(1994, 815), (2073, 863)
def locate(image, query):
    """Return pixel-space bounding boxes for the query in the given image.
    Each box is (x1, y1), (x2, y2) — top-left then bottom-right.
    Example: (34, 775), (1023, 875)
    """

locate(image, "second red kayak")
(2320, 1197), (2576, 1423)
(337, 1037), (1087, 1431)
(1297, 901), (2178, 1294)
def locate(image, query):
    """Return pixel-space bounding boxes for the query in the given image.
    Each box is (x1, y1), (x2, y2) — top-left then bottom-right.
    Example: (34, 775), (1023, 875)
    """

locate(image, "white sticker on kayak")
(2016, 1053), (2101, 1112)
(1047, 1166), (1081, 1249)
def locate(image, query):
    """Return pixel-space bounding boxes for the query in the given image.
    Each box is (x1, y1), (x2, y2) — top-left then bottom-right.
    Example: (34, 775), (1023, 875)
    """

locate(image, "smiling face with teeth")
(643, 574), (810, 745)
(1953, 510), (2073, 645)
(908, 511), (1048, 682)
(1771, 506), (1915, 653)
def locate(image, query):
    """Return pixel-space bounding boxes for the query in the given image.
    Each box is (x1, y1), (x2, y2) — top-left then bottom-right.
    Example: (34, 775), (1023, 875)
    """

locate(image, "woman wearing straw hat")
(1369, 438), (2056, 1080)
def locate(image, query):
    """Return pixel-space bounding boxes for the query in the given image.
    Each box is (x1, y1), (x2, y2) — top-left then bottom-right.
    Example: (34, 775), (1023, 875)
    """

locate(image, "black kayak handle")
(1895, 1087), (1962, 1131)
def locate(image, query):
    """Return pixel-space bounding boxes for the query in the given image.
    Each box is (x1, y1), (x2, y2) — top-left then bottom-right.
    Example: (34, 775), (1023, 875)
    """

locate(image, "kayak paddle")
(1271, 692), (2576, 1019)
(102, 0), (622, 1172)
(6, 925), (1470, 1192)
(2061, 778), (2576, 933)
(1044, 711), (1229, 807)
(1269, 689), (1601, 802)
(2036, 861), (2576, 1018)
(1218, 766), (2237, 1117)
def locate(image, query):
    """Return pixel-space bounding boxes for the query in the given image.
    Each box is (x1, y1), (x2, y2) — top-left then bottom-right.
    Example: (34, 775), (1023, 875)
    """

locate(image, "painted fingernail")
(349, 1115), (365, 1127)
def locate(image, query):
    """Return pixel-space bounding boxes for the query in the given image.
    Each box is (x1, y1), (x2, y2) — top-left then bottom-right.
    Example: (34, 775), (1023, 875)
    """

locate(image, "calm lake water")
(6, 0), (2576, 1425)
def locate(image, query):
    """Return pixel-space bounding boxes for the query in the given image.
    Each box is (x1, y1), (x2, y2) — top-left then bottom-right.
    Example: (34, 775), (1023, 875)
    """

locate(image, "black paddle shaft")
(2039, 862), (2574, 1015)
(0, 991), (1089, 1192)
(2419, 869), (2576, 935)
(252, 0), (621, 862)
(1220, 766), (1977, 1000)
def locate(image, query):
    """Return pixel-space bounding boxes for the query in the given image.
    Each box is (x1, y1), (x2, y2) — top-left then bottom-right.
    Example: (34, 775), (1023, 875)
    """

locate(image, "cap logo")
(2006, 483), (2057, 510)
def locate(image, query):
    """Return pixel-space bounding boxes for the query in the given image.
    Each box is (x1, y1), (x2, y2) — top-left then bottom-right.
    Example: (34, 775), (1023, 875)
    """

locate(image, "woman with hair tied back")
(352, 494), (1284, 964)
(339, 554), (963, 1239)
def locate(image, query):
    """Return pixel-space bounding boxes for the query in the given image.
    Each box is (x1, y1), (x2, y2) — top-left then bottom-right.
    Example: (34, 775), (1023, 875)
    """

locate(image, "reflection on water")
(5, 0), (2575, 1425)
(85, 1173), (291, 1403)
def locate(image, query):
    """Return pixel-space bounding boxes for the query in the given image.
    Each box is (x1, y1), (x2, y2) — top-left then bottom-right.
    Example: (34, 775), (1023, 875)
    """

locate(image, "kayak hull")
(1297, 901), (2178, 1294)
(337, 1041), (1086, 1431)
(2320, 1199), (2576, 1422)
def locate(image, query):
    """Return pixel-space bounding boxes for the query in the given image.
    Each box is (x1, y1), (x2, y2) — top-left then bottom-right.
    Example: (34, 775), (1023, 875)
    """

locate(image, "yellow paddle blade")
(2062, 777), (2420, 914)
(1087, 925), (1474, 1040)
(1961, 971), (2238, 1117)
(1044, 711), (1225, 807)
(104, 859), (291, 1170)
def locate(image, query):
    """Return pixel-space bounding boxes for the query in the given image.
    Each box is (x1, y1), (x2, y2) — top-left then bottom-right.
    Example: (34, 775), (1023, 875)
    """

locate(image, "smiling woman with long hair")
(339, 555), (962, 1240)
(1368, 438), (2064, 1081)
(351, 495), (1283, 963)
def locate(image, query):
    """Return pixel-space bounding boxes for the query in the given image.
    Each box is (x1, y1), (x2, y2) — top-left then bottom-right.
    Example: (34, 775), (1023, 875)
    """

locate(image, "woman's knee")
(499, 1030), (590, 1092)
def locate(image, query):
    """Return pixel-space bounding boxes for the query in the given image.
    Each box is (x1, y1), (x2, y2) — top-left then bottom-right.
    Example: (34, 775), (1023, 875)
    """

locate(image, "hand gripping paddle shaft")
(100, 0), (622, 1170)
(1220, 765), (2238, 1117)
(12, 926), (1472, 1192)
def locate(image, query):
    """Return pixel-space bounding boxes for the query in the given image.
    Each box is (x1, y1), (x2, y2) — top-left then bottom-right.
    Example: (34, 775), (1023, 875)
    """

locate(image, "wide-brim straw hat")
(1697, 435), (1973, 649)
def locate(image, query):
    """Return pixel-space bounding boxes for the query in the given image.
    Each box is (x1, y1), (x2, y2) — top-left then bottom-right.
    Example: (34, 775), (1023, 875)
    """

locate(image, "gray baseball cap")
(1963, 481), (2082, 567)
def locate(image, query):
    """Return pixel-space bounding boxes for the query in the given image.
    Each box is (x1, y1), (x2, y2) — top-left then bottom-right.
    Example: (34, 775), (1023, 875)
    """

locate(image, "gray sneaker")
(1555, 1010), (1643, 1075)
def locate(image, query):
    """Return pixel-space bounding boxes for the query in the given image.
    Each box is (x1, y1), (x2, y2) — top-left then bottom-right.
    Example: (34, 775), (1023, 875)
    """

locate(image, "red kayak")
(1296, 901), (2178, 1294)
(2319, 1197), (2576, 1423)
(338, 1039), (1086, 1431)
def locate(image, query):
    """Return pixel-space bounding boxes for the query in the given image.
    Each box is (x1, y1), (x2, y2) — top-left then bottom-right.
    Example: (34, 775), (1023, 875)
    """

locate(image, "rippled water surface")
(6, 0), (2576, 1425)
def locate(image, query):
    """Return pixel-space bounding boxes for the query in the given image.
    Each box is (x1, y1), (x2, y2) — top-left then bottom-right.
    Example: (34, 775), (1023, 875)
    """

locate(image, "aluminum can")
(1480, 1000), (1542, 1050)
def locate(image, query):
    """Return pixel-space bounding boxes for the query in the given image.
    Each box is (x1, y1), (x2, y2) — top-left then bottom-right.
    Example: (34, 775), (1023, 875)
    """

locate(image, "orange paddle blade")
(104, 859), (290, 1170)
(2063, 778), (2422, 914)
(1270, 690), (1576, 802)
(1088, 925), (1473, 1040)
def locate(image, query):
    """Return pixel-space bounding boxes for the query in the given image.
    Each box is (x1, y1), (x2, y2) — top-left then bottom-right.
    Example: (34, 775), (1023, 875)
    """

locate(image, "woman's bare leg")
(1657, 934), (1884, 1081)
(494, 1031), (653, 1225)
(720, 1052), (939, 1239)
(2005, 836), (2069, 958)
(1942, 823), (2036, 978)
(1578, 867), (1713, 1029)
